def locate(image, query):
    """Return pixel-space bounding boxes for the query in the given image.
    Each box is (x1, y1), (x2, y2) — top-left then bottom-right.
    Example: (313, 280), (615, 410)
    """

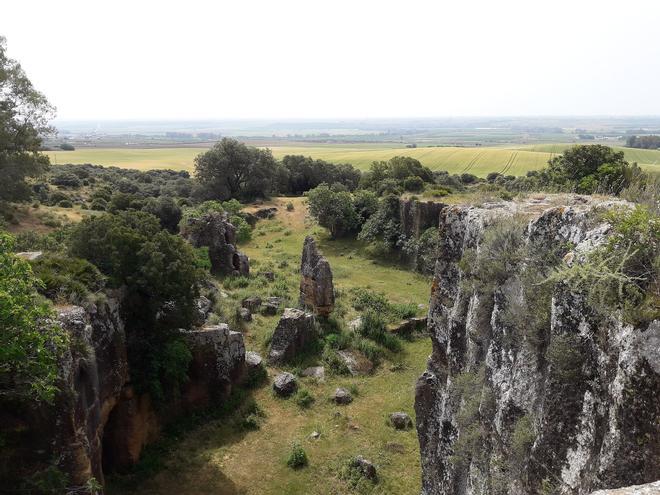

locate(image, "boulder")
(268, 308), (316, 364)
(389, 412), (413, 430)
(348, 316), (363, 332)
(299, 236), (335, 316)
(390, 316), (427, 336)
(242, 296), (262, 312)
(254, 207), (278, 219)
(273, 372), (297, 397)
(181, 211), (249, 276)
(237, 307), (252, 322)
(351, 456), (377, 481)
(15, 251), (43, 261)
(338, 349), (374, 376)
(301, 366), (325, 380)
(333, 387), (353, 405)
(194, 295), (213, 325)
(261, 302), (279, 316)
(245, 351), (263, 369)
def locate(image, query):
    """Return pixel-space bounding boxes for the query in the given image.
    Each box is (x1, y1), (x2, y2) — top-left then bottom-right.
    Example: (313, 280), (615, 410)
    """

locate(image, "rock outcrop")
(589, 481), (660, 495)
(182, 211), (249, 276)
(6, 299), (247, 490)
(268, 308), (316, 364)
(415, 197), (660, 495)
(299, 236), (335, 316)
(399, 199), (445, 239)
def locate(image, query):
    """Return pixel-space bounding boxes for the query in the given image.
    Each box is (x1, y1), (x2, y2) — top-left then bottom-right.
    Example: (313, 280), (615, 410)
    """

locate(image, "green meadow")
(48, 143), (660, 177)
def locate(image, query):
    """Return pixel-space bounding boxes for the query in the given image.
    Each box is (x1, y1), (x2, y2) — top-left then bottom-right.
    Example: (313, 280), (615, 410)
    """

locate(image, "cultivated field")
(48, 143), (660, 177)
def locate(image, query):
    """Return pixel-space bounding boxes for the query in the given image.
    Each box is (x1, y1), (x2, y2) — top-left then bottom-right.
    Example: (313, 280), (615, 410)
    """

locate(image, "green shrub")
(358, 311), (402, 352)
(223, 275), (250, 290)
(509, 414), (535, 473)
(286, 202), (294, 211)
(286, 443), (308, 469)
(353, 337), (382, 365)
(31, 254), (106, 304)
(322, 345), (351, 375)
(351, 288), (390, 314)
(390, 302), (417, 320)
(294, 389), (315, 409)
(57, 199), (73, 208)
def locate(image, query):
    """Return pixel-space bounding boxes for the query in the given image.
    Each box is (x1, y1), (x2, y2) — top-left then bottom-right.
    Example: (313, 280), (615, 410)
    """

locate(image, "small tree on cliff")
(0, 36), (55, 202)
(194, 138), (278, 201)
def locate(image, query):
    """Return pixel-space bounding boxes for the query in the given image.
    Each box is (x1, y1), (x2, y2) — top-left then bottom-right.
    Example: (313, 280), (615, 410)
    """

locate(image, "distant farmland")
(47, 144), (660, 176)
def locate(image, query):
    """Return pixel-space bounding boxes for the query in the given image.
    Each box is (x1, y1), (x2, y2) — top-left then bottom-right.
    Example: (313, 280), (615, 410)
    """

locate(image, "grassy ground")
(47, 143), (660, 177)
(116, 197), (432, 495)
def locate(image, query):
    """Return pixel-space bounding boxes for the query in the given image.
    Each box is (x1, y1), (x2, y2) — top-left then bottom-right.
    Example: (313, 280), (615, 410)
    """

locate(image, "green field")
(48, 143), (660, 177)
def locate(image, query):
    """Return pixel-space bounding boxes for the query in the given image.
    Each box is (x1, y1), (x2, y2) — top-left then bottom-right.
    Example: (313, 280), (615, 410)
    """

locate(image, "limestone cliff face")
(10, 298), (247, 490)
(415, 198), (660, 495)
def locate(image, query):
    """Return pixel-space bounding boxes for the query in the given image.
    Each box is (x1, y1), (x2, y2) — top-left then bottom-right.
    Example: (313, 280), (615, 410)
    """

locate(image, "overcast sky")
(2, 0), (660, 120)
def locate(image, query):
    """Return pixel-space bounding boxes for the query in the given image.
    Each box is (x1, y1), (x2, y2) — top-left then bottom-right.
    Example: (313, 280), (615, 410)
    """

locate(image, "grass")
(112, 196), (431, 495)
(48, 143), (660, 177)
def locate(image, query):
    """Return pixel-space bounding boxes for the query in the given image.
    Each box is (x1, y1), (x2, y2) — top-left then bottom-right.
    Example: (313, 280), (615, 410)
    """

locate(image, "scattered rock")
(299, 236), (335, 316)
(254, 207), (277, 219)
(337, 349), (373, 376)
(261, 302), (279, 316)
(241, 212), (258, 227)
(348, 316), (363, 332)
(245, 351), (263, 369)
(310, 431), (321, 439)
(273, 372), (297, 397)
(242, 296), (262, 312)
(333, 387), (353, 405)
(301, 366), (325, 380)
(181, 212), (249, 276)
(268, 308), (315, 364)
(16, 251), (43, 261)
(389, 412), (413, 430)
(237, 307), (252, 322)
(390, 316), (427, 336)
(351, 456), (377, 481)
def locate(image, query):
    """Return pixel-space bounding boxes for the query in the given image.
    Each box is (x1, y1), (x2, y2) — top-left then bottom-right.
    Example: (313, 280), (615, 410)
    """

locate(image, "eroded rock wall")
(299, 236), (334, 316)
(415, 198), (660, 495)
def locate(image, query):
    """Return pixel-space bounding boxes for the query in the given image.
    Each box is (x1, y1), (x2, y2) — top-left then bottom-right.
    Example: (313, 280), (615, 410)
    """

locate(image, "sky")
(2, 0), (660, 120)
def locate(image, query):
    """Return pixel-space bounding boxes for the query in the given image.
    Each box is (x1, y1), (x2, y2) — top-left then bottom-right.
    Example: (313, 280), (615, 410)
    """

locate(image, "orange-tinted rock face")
(299, 236), (334, 316)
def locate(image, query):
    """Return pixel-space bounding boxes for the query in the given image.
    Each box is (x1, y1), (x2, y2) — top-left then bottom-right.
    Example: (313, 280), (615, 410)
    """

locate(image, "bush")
(294, 389), (315, 409)
(286, 202), (294, 211)
(286, 443), (308, 469)
(90, 198), (107, 211)
(31, 254), (105, 303)
(358, 311), (402, 352)
(59, 143), (75, 151)
(57, 199), (73, 208)
(403, 175), (425, 192)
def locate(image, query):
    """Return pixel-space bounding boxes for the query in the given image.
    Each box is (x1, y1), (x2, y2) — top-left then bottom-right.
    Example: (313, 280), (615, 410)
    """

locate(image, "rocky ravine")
(415, 197), (659, 495)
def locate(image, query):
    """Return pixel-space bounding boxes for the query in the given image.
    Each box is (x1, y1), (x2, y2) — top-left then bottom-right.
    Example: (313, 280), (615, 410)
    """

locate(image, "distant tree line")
(626, 135), (660, 149)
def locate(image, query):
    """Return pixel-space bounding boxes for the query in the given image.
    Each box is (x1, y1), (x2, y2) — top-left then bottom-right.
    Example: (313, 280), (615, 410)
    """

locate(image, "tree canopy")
(0, 36), (54, 202)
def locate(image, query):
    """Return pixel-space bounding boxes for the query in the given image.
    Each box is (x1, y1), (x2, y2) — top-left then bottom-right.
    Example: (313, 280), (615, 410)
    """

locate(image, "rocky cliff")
(5, 296), (246, 491)
(415, 197), (659, 495)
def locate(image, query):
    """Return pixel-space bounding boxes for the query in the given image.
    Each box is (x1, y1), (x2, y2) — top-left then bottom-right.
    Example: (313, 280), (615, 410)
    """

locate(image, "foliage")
(286, 442), (308, 469)
(361, 156), (433, 195)
(0, 36), (54, 201)
(626, 135), (660, 150)
(401, 227), (439, 274)
(546, 205), (659, 324)
(30, 254), (105, 304)
(509, 414), (535, 474)
(142, 196), (182, 233)
(358, 194), (402, 250)
(294, 388), (315, 409)
(0, 233), (68, 403)
(306, 184), (360, 238)
(194, 138), (278, 201)
(357, 311), (402, 352)
(279, 154), (361, 194)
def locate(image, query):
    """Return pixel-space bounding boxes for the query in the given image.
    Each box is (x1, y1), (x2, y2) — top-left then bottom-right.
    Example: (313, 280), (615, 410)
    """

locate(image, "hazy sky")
(3, 0), (660, 120)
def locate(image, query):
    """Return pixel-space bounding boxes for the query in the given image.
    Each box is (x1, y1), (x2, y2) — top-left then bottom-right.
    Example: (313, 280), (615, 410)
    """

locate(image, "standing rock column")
(299, 236), (334, 316)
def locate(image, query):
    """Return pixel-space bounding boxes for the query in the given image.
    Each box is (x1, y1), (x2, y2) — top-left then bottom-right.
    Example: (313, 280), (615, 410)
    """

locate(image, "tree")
(306, 184), (359, 238)
(142, 196), (182, 233)
(0, 233), (68, 403)
(0, 36), (55, 202)
(358, 194), (402, 250)
(194, 138), (277, 201)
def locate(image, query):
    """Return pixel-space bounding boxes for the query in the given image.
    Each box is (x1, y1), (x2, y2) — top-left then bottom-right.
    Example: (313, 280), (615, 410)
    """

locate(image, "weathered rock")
(237, 307), (252, 322)
(333, 387), (353, 404)
(589, 481), (660, 495)
(310, 430), (321, 439)
(399, 198), (444, 239)
(301, 366), (325, 380)
(348, 316), (363, 332)
(15, 250), (43, 260)
(245, 351), (263, 369)
(299, 236), (335, 316)
(390, 316), (427, 336)
(268, 308), (315, 364)
(389, 412), (413, 430)
(181, 211), (249, 276)
(266, 296), (282, 307)
(194, 295), (213, 325)
(351, 456), (377, 480)
(338, 349), (374, 376)
(254, 207), (278, 219)
(261, 301), (279, 316)
(415, 198), (659, 495)
(242, 296), (262, 312)
(273, 372), (297, 397)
